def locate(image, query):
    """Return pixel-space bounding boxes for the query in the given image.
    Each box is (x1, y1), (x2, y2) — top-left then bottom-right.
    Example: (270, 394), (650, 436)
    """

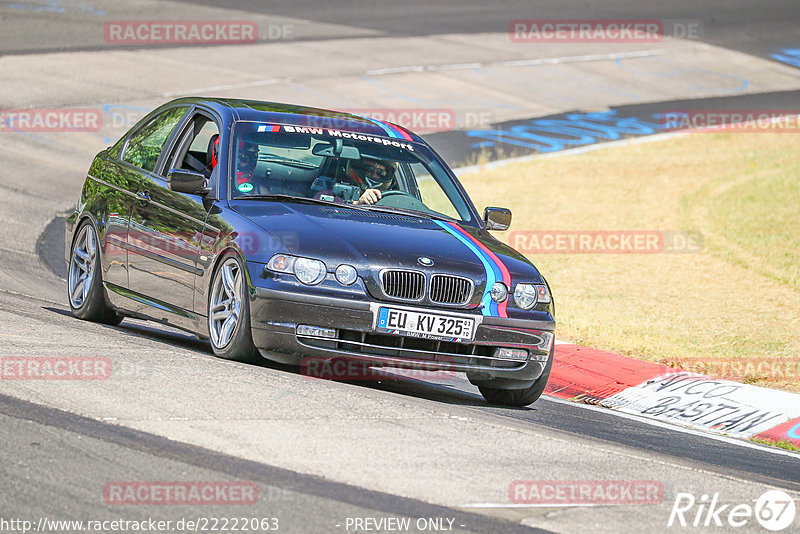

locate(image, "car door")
(108, 105), (188, 294)
(127, 109), (220, 318)
(86, 145), (146, 292)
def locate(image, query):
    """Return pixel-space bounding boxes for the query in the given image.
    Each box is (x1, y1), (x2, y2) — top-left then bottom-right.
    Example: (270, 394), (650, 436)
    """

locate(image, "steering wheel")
(375, 190), (433, 212)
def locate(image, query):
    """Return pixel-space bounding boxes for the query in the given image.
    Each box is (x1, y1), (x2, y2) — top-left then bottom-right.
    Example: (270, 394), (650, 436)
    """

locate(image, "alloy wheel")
(68, 224), (97, 309)
(209, 258), (243, 348)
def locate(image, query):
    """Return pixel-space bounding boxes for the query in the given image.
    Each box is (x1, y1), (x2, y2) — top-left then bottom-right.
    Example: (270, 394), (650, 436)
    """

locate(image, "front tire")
(67, 220), (122, 325)
(207, 253), (259, 362)
(478, 347), (553, 407)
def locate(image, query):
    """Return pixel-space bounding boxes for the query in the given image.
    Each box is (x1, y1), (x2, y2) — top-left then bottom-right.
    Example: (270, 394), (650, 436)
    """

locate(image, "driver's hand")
(357, 188), (382, 205)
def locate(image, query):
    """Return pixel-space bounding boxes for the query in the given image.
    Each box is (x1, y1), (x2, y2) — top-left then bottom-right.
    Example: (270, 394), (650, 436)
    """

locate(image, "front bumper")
(249, 287), (555, 388)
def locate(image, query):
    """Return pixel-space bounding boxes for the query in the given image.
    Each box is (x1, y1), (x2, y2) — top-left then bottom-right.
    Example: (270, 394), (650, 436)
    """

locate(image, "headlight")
(267, 254), (295, 273)
(294, 257), (327, 285)
(490, 282), (508, 302)
(513, 284), (538, 309)
(335, 264), (358, 286)
(513, 283), (551, 309)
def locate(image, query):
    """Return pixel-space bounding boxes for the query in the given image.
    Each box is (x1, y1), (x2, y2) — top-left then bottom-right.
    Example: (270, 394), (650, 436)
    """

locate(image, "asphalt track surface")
(2, 1), (800, 533)
(4, 0), (799, 58)
(1, 394), (539, 534)
(179, 0), (800, 63)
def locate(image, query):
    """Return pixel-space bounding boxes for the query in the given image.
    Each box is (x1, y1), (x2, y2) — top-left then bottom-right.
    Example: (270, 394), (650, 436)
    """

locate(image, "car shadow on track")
(114, 321), (213, 353)
(308, 362), (535, 410)
(350, 376), (491, 407)
(45, 306), (531, 409)
(43, 306), (73, 318)
(43, 306), (213, 354)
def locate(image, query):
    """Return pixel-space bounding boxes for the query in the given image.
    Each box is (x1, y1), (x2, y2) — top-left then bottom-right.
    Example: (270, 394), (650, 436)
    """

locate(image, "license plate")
(374, 306), (477, 343)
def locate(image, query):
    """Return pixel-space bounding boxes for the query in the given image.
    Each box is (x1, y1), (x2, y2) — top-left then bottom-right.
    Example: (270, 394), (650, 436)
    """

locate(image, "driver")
(235, 139), (262, 194)
(343, 157), (396, 205)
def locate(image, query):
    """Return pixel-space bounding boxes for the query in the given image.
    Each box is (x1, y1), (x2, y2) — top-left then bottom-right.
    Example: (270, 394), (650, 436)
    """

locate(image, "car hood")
(232, 201), (544, 285)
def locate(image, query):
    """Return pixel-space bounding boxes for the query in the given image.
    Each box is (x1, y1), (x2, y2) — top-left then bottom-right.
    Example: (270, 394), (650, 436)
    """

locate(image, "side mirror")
(168, 169), (209, 195)
(483, 207), (512, 231)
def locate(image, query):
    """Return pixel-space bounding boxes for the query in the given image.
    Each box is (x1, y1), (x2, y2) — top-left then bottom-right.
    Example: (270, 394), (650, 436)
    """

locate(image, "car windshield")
(230, 121), (476, 223)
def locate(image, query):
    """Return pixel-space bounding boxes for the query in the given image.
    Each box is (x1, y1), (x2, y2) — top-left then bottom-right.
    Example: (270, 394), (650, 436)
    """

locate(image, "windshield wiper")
(233, 194), (367, 210)
(359, 204), (457, 223)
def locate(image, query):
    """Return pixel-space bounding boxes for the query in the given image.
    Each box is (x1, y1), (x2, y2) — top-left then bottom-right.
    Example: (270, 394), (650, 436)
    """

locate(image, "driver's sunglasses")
(354, 162), (389, 179)
(238, 150), (258, 165)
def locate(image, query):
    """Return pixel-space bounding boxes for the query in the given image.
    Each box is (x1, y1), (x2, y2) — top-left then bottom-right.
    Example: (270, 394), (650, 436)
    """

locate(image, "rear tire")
(478, 347), (553, 407)
(207, 253), (259, 362)
(67, 220), (122, 325)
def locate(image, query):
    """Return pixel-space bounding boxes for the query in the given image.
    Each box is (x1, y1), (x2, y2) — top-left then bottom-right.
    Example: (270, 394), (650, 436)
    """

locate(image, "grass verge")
(750, 437), (800, 453)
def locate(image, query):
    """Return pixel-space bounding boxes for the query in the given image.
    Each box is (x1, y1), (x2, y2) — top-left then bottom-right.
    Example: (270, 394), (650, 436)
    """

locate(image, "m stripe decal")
(447, 223), (512, 318)
(434, 221), (510, 318)
(388, 122), (414, 141)
(354, 114), (402, 139)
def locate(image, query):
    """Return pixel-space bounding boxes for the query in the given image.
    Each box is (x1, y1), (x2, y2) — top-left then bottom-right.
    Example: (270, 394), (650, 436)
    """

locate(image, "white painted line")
(0, 287), (62, 306)
(0, 245), (38, 258)
(366, 49), (666, 76)
(461, 503), (600, 509)
(492, 49), (665, 68)
(163, 78), (290, 97)
(365, 66), (425, 75)
(431, 62), (483, 71)
(541, 395), (800, 459)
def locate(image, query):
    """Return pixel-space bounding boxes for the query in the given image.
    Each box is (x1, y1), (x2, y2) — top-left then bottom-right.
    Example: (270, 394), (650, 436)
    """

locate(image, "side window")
(187, 120), (220, 176)
(164, 114), (221, 178)
(189, 121), (219, 155)
(122, 106), (188, 172)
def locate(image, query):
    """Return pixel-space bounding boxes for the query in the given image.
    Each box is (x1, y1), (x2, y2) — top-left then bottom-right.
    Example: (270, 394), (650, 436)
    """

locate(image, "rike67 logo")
(668, 490), (796, 531)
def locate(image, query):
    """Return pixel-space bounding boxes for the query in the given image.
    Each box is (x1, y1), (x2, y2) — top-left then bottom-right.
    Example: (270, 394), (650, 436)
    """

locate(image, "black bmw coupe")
(66, 98), (555, 406)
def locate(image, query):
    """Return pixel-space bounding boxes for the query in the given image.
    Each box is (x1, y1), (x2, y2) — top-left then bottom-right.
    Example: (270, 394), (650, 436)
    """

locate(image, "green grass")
(750, 437), (800, 453)
(686, 152), (800, 290)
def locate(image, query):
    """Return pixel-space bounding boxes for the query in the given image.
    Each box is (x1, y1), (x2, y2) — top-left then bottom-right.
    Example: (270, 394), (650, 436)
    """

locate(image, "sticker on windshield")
(269, 124), (414, 151)
(257, 124), (281, 133)
(237, 182), (254, 193)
